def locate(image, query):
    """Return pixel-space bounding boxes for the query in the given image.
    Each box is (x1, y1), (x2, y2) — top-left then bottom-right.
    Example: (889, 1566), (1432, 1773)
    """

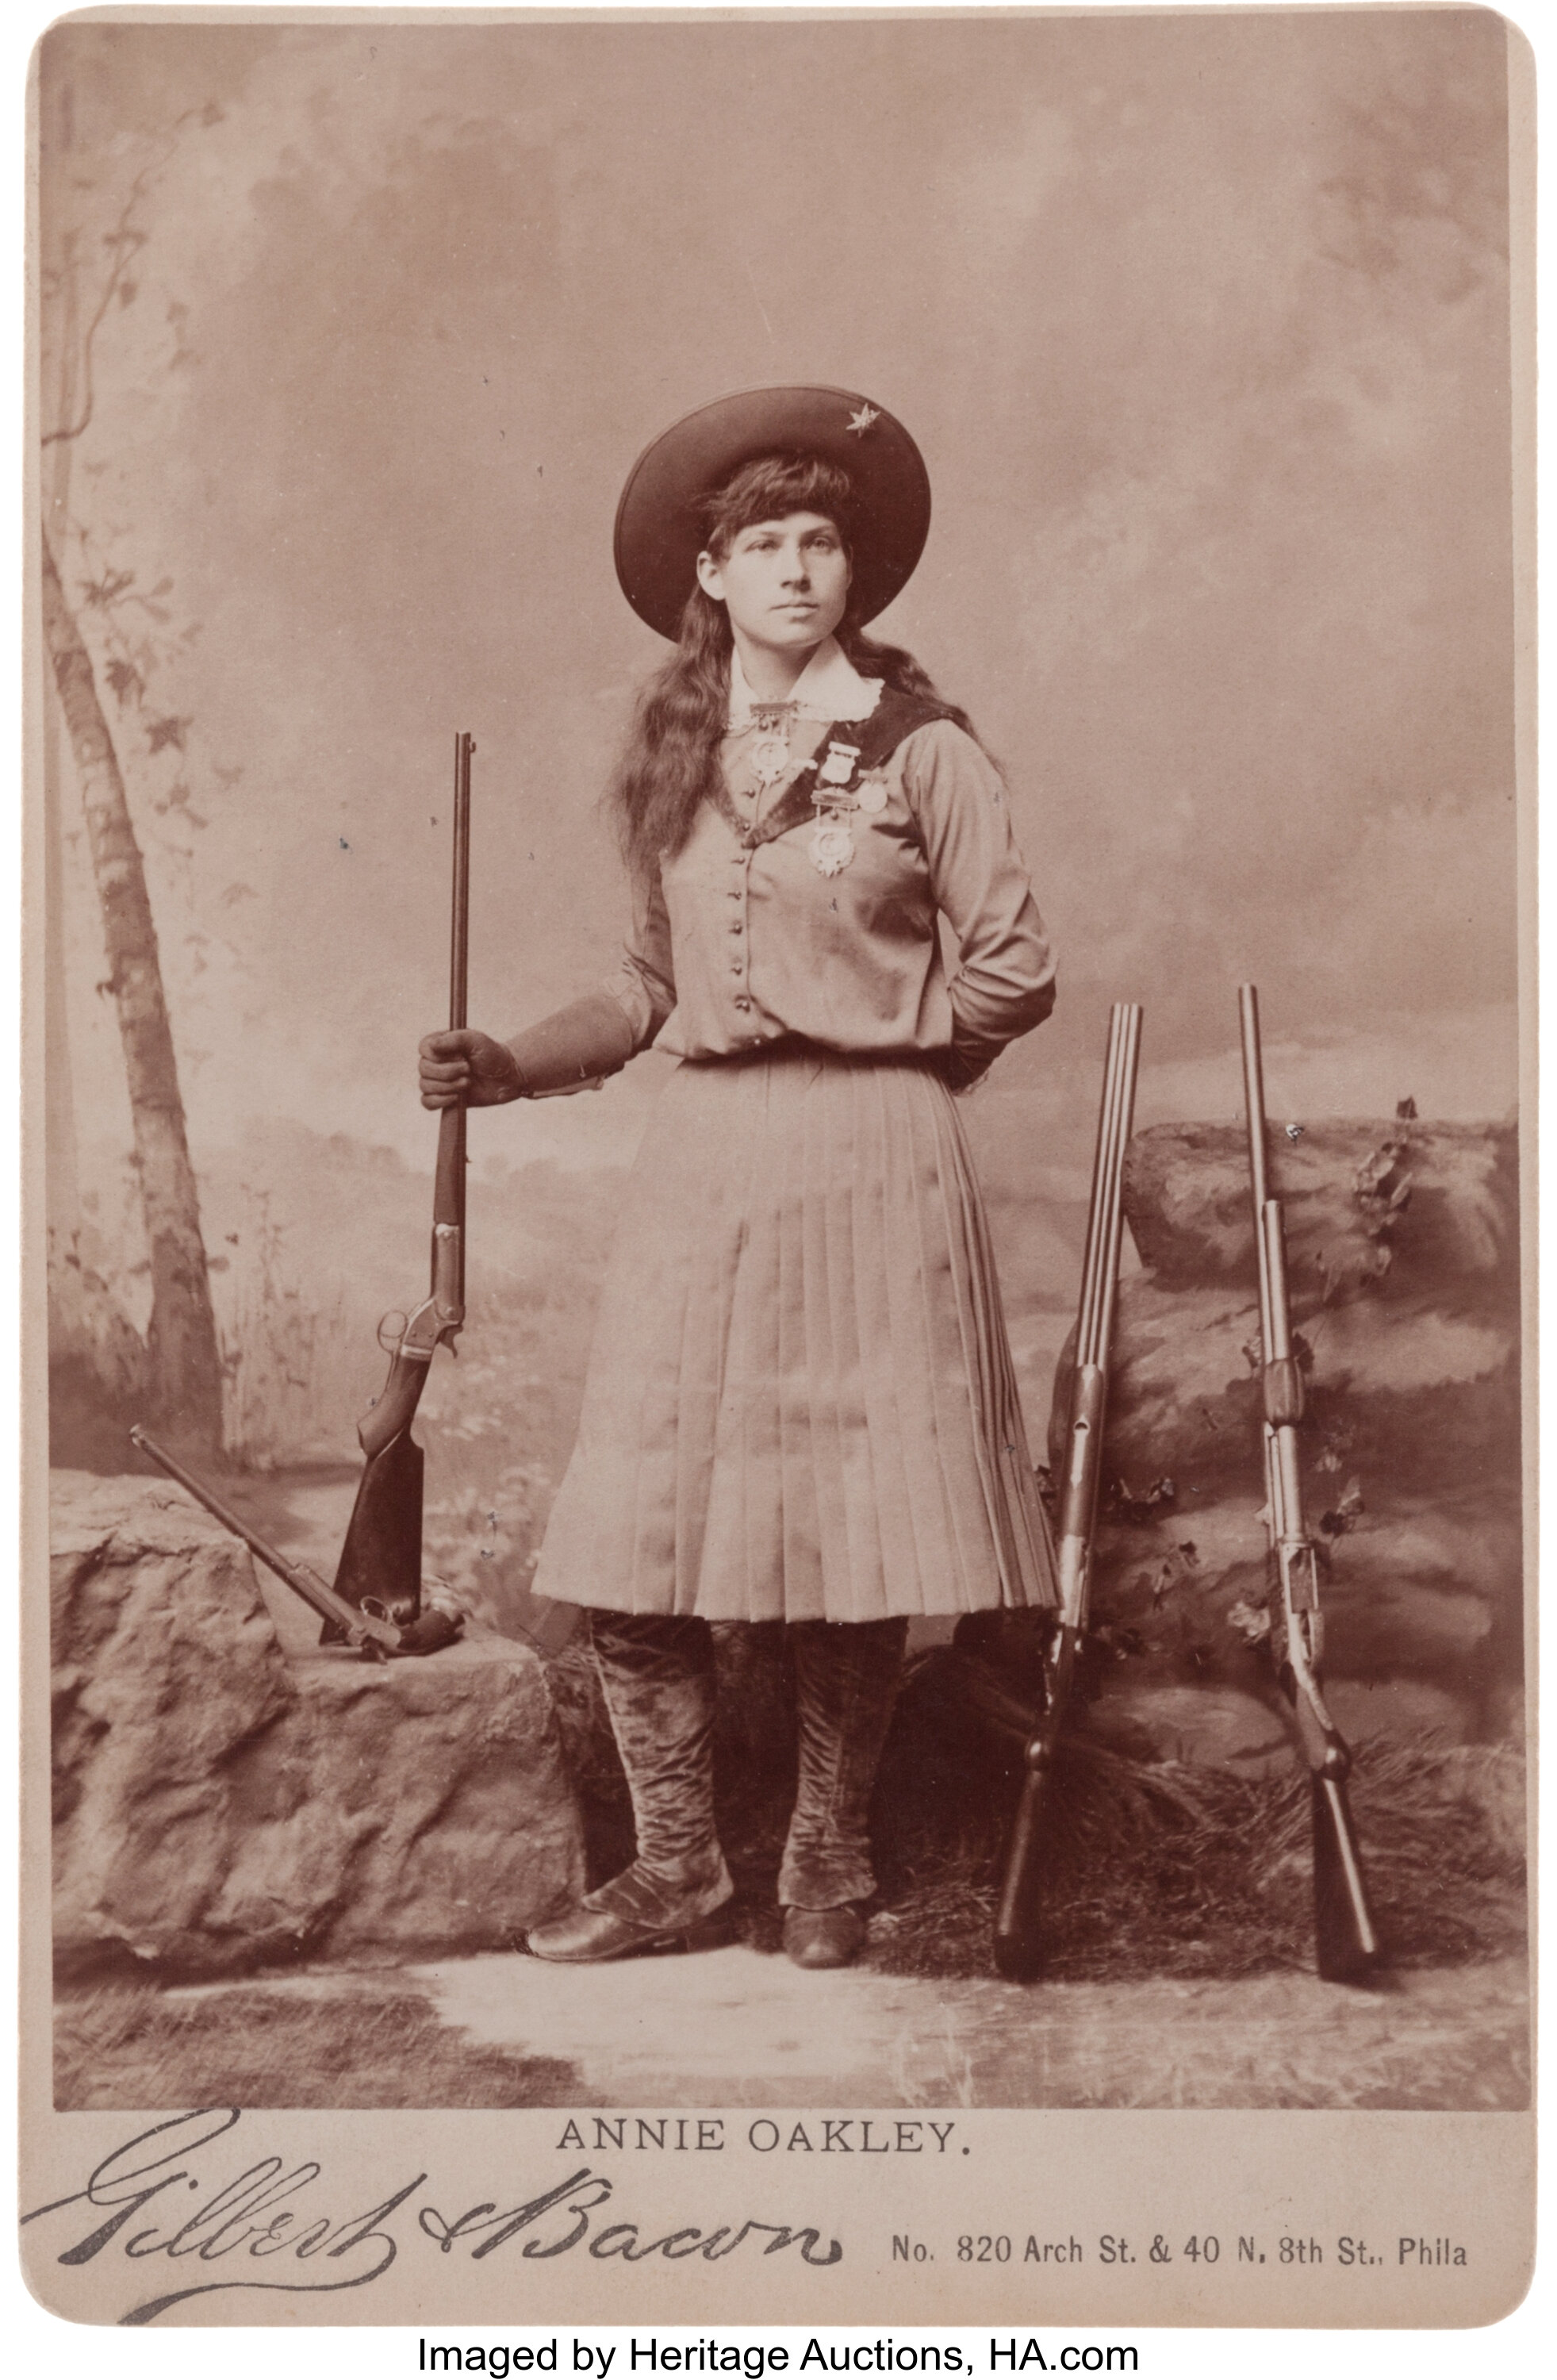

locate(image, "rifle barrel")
(1090, 1003), (1141, 1370)
(1072, 1015), (1120, 1364)
(1260, 1194), (1296, 1365)
(1238, 982), (1272, 1345)
(129, 1426), (400, 1652)
(450, 732), (473, 1034)
(1075, 1004), (1140, 1368)
(1065, 1001), (1141, 1534)
(448, 732), (473, 1307)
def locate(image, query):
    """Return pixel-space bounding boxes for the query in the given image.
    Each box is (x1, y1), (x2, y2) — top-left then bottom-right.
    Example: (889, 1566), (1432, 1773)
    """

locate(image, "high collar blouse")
(603, 643), (1057, 1084)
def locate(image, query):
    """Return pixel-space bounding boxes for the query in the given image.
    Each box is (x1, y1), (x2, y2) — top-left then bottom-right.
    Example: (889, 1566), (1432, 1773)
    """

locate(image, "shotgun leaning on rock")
(992, 1000), (1143, 1981)
(129, 1426), (461, 1659)
(1238, 983), (1383, 1980)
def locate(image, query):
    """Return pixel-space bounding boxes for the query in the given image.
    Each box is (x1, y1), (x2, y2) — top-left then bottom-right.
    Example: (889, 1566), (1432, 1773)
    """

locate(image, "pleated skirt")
(531, 1048), (1060, 1622)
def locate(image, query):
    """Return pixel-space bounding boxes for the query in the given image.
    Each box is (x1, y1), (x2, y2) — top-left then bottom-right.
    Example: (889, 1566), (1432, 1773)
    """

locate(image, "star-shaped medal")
(809, 820), (856, 877)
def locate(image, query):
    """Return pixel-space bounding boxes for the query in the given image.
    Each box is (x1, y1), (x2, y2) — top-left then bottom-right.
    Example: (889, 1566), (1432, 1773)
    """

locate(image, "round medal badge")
(809, 820), (856, 877)
(750, 730), (792, 788)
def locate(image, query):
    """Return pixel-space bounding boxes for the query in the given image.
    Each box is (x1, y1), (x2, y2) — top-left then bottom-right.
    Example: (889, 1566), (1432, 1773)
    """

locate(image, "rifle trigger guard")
(378, 1310), (409, 1353)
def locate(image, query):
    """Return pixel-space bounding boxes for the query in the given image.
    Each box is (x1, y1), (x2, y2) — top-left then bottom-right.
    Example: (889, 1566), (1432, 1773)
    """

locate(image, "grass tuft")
(53, 1980), (593, 2110)
(868, 1652), (1528, 1981)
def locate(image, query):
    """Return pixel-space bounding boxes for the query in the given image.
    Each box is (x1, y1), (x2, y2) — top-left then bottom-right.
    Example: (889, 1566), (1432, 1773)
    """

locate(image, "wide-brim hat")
(614, 385), (931, 640)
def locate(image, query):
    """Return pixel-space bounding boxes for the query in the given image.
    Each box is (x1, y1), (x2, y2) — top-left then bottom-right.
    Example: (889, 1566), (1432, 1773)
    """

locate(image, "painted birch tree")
(40, 70), (224, 1450)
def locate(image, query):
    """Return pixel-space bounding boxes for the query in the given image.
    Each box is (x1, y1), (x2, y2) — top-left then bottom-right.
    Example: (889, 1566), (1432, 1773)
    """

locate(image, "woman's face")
(696, 512), (852, 658)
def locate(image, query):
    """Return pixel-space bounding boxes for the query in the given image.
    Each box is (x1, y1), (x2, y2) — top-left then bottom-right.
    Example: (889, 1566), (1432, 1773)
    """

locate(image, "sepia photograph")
(22, 2), (1533, 2329)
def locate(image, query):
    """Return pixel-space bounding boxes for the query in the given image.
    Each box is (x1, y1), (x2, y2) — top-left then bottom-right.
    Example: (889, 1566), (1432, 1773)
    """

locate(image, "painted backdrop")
(39, 10), (1517, 1504)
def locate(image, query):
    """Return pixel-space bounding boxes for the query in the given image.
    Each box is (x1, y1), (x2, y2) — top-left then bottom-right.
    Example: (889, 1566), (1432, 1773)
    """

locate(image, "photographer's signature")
(22, 2107), (843, 2324)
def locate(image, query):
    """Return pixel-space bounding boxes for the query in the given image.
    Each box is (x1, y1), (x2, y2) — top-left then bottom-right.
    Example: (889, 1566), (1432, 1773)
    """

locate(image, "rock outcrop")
(1066, 1119), (1524, 1762)
(52, 1472), (586, 1977)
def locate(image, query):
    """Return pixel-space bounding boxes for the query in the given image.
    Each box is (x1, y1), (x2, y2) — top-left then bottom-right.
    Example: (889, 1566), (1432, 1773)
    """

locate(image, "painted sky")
(40, 10), (1518, 1196)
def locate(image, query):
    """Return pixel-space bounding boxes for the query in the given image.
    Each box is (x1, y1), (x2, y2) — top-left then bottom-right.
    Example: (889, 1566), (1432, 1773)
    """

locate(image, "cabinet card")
(21, 3), (1535, 2337)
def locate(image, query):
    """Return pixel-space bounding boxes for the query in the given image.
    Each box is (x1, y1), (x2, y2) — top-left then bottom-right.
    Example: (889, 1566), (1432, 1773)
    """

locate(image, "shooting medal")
(856, 772), (889, 816)
(808, 818), (856, 877)
(807, 739), (865, 876)
(816, 739), (861, 787)
(748, 702), (796, 790)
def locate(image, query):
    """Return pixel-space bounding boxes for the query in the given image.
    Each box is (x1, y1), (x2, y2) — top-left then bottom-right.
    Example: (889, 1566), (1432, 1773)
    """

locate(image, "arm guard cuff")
(508, 992), (636, 1096)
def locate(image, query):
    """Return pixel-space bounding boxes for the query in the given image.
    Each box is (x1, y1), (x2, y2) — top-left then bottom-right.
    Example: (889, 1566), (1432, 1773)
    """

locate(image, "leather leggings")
(589, 1610), (908, 1914)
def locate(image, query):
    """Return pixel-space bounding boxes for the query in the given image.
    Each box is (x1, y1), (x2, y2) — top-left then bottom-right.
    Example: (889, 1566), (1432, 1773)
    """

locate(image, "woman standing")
(420, 387), (1058, 1970)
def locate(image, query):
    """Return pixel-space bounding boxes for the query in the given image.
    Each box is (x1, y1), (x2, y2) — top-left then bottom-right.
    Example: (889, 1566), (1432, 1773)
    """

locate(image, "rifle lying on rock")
(992, 1000), (1143, 1981)
(1238, 984), (1382, 1980)
(129, 1426), (461, 1660)
(327, 731), (475, 1637)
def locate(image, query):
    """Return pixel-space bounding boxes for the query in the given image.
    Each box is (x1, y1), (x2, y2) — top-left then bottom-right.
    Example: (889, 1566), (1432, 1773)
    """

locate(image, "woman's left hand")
(420, 1028), (525, 1107)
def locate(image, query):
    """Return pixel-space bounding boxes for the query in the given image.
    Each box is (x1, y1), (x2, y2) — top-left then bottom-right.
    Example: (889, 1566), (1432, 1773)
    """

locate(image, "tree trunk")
(40, 528), (224, 1450)
(44, 223), (83, 1242)
(43, 217), (152, 1463)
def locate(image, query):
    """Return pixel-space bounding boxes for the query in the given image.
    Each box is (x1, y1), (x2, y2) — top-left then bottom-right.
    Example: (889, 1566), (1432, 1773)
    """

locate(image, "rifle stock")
(993, 1002), (1141, 1981)
(991, 1622), (1080, 1975)
(330, 732), (474, 1632)
(1239, 985), (1383, 1980)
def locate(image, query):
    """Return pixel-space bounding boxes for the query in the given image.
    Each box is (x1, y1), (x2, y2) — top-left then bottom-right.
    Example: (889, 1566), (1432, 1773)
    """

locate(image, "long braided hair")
(605, 453), (976, 882)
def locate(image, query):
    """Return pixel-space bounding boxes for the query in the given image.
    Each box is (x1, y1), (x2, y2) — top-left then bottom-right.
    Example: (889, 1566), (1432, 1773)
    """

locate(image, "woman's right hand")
(419, 1028), (525, 1107)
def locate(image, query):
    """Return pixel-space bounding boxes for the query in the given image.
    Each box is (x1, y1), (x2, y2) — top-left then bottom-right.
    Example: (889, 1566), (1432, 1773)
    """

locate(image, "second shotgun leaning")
(1239, 983), (1383, 1980)
(329, 732), (474, 1633)
(993, 1000), (1143, 1981)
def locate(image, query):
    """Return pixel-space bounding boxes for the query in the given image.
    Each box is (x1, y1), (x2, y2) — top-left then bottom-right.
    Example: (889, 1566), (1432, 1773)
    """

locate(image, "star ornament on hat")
(614, 385), (932, 641)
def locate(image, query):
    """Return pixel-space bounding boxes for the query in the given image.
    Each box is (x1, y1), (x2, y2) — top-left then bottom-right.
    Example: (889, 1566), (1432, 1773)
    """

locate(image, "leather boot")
(527, 1865), (737, 1963)
(778, 1615), (907, 1964)
(782, 1904), (867, 1970)
(528, 1611), (734, 1964)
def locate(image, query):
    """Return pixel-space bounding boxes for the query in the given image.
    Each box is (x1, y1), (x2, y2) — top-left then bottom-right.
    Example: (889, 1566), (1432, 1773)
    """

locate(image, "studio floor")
(56, 1946), (1530, 2113)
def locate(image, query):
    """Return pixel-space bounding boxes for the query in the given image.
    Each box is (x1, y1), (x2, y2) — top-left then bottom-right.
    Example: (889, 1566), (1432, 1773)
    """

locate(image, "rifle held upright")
(329, 731), (474, 1631)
